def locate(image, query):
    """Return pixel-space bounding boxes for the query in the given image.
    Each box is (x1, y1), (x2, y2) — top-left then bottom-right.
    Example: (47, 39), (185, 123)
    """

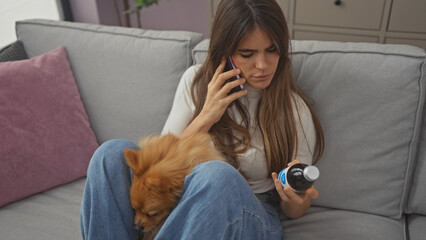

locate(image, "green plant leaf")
(127, 0), (161, 13)
(123, 6), (139, 14)
(135, 0), (159, 8)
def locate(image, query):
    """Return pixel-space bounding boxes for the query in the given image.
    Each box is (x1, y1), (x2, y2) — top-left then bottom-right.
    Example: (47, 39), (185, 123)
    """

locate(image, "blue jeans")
(80, 139), (283, 240)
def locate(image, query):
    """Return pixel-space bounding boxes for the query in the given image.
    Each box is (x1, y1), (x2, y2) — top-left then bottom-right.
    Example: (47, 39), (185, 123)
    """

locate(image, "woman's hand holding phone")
(201, 58), (247, 124)
(180, 59), (247, 138)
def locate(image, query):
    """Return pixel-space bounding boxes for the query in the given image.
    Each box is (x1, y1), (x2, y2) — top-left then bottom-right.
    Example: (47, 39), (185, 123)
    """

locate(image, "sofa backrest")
(193, 40), (426, 219)
(405, 95), (426, 240)
(16, 19), (203, 144)
(289, 41), (425, 220)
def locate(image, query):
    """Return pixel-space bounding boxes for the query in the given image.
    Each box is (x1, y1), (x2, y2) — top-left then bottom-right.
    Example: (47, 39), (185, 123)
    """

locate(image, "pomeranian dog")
(124, 133), (224, 240)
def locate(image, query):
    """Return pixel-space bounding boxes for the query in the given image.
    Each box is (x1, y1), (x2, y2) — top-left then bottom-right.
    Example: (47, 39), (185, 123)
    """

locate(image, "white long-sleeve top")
(162, 65), (316, 193)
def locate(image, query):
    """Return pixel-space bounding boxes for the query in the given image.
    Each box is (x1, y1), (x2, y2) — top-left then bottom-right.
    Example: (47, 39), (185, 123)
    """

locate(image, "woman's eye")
(240, 53), (253, 58)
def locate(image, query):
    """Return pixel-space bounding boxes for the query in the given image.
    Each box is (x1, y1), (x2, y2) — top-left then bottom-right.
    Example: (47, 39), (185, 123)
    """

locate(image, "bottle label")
(277, 163), (318, 193)
(278, 168), (289, 189)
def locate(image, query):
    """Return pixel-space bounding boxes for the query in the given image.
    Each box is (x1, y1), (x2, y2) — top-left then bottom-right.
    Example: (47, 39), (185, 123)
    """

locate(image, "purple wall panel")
(69, 0), (99, 24)
(70, 0), (210, 37)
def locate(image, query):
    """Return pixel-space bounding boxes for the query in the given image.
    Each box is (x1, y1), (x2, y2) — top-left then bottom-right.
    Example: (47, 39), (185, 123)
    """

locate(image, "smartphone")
(224, 56), (244, 94)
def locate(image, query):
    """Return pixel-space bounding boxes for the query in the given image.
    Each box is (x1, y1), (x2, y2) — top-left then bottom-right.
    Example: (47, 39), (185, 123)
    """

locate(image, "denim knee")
(81, 139), (140, 240)
(87, 139), (139, 177)
(185, 160), (251, 197)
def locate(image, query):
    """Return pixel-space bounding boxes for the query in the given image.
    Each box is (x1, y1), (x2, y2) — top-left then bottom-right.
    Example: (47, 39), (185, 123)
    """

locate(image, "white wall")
(0, 0), (61, 48)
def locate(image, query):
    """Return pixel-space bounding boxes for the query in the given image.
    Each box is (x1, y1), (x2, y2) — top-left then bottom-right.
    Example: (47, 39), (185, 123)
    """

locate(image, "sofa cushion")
(406, 96), (426, 215)
(192, 39), (209, 65)
(407, 214), (426, 240)
(16, 19), (203, 144)
(0, 178), (85, 240)
(0, 46), (98, 206)
(192, 40), (426, 219)
(290, 41), (425, 219)
(281, 206), (405, 240)
(0, 41), (28, 62)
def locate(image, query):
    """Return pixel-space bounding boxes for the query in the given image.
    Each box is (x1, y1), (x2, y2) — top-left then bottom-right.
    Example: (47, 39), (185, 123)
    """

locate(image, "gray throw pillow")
(0, 41), (28, 62)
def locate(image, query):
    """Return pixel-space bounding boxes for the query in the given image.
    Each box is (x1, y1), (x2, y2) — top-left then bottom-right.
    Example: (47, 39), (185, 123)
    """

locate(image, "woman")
(80, 0), (324, 239)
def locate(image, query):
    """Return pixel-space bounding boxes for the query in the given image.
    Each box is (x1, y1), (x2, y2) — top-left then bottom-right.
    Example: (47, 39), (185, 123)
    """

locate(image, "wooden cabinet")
(385, 0), (426, 49)
(294, 0), (385, 30)
(209, 0), (426, 50)
(293, 31), (379, 43)
(388, 0), (426, 33)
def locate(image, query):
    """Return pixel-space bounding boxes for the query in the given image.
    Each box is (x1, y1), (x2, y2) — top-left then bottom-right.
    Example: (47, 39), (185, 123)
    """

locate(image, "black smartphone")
(224, 56), (244, 94)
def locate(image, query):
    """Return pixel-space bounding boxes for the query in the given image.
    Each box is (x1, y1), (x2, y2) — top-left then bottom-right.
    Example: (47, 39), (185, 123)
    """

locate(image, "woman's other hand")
(271, 159), (319, 219)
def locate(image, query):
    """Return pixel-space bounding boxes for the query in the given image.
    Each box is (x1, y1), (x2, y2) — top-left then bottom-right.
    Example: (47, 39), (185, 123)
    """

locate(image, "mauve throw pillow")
(0, 46), (99, 206)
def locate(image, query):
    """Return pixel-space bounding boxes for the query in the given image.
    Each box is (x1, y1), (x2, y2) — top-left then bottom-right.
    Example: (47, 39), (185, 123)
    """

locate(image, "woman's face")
(231, 26), (280, 90)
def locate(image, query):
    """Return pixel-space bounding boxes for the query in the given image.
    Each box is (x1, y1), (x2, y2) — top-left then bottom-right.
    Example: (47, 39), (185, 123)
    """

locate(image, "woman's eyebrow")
(238, 49), (257, 53)
(237, 44), (275, 53)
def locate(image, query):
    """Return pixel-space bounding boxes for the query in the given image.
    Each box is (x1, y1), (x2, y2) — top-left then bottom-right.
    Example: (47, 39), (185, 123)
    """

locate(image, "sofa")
(0, 19), (425, 240)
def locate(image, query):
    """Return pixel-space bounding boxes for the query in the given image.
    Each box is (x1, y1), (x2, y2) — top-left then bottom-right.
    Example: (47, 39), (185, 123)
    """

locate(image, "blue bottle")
(278, 163), (319, 192)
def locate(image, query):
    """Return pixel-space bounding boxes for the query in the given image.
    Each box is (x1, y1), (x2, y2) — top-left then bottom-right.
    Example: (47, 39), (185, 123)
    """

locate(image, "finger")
(276, 182), (290, 202)
(222, 77), (246, 94)
(306, 187), (319, 199)
(218, 68), (242, 86)
(272, 173), (289, 201)
(212, 59), (227, 84)
(285, 187), (306, 205)
(223, 88), (247, 104)
(283, 187), (297, 200)
(271, 172), (278, 180)
(272, 171), (300, 202)
(287, 159), (301, 167)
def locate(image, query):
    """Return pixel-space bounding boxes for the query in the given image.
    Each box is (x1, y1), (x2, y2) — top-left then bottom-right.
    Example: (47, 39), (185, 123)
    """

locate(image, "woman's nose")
(255, 53), (268, 70)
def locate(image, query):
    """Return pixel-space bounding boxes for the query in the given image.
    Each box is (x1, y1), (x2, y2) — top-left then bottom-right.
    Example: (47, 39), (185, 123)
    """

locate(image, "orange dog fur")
(124, 133), (224, 240)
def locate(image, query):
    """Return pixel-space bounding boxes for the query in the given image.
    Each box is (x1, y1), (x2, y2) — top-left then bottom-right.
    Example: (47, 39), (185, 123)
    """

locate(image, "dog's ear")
(124, 149), (141, 175)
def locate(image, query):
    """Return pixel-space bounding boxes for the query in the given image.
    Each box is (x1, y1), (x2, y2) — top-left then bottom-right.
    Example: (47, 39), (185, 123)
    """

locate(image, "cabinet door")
(294, 0), (386, 30)
(388, 0), (426, 33)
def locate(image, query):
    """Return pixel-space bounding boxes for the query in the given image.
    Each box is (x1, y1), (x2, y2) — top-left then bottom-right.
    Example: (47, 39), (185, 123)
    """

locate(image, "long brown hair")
(191, 0), (324, 174)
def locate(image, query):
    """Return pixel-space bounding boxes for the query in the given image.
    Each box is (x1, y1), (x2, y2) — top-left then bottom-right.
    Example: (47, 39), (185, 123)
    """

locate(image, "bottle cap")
(304, 166), (320, 181)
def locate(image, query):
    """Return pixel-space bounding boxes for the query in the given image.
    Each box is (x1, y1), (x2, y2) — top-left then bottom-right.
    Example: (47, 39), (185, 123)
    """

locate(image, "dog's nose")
(134, 223), (143, 231)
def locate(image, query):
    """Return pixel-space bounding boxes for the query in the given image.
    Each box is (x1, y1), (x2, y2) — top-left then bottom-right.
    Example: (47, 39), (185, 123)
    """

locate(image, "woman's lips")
(252, 73), (272, 81)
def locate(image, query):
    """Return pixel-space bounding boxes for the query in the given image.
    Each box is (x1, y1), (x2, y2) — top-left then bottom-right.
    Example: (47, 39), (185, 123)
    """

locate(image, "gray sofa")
(0, 19), (425, 240)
